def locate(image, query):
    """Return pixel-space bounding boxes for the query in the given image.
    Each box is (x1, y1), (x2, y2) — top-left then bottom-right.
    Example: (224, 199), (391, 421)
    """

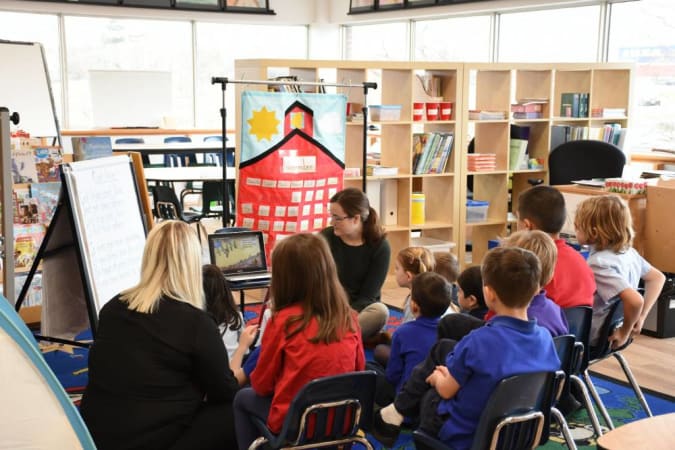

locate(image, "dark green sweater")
(320, 227), (391, 312)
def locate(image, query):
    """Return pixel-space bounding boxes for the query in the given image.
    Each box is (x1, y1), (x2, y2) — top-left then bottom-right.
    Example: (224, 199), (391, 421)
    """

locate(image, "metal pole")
(0, 108), (17, 304)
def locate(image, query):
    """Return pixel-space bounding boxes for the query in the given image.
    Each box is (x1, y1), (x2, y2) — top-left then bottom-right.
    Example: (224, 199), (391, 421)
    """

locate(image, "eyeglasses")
(330, 214), (352, 222)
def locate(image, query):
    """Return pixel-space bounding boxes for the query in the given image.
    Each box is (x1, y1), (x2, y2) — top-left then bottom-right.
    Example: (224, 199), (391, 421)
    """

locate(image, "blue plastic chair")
(0, 296), (96, 448)
(115, 137), (149, 165)
(249, 371), (377, 450)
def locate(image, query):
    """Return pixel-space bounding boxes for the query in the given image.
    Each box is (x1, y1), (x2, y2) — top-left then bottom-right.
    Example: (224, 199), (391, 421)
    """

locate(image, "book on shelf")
(513, 112), (543, 119)
(366, 165), (399, 176)
(591, 107), (626, 118)
(11, 148), (39, 183)
(71, 136), (114, 161)
(511, 99), (547, 115)
(30, 182), (61, 225)
(467, 153), (497, 171)
(509, 124), (530, 171)
(13, 223), (46, 270)
(34, 147), (63, 183)
(560, 92), (589, 118)
(413, 132), (454, 174)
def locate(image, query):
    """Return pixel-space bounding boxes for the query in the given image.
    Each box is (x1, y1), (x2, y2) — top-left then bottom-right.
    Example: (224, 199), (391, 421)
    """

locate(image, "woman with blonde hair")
(233, 233), (365, 450)
(80, 220), (239, 450)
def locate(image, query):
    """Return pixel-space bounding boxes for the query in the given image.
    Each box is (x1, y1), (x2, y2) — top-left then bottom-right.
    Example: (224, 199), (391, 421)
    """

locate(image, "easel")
(210, 76), (378, 227)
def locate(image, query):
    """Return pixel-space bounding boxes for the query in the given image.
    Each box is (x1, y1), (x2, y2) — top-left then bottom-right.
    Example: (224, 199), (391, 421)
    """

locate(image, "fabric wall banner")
(238, 91), (346, 258)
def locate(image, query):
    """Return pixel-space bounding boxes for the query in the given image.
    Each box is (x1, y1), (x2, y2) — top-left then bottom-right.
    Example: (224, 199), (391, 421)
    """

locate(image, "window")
(194, 23), (308, 130)
(0, 11), (62, 125)
(344, 22), (409, 61)
(609, 0), (675, 152)
(64, 16), (192, 128)
(414, 15), (491, 62)
(499, 6), (601, 63)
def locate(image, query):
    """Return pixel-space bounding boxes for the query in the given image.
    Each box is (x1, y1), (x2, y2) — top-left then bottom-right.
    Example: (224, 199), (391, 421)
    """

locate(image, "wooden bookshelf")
(234, 60), (633, 270)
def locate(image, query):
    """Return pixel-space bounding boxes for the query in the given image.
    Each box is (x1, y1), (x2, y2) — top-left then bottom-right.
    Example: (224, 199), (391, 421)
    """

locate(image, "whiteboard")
(0, 40), (59, 137)
(89, 69), (172, 128)
(61, 156), (147, 314)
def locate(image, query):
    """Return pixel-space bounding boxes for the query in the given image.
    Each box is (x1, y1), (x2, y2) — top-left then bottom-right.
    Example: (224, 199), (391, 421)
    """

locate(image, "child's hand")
(631, 317), (646, 337)
(608, 326), (631, 350)
(425, 365), (449, 386)
(239, 324), (259, 348)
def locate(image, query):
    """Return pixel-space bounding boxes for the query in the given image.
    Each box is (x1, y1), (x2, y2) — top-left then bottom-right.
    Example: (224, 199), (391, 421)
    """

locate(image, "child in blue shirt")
(386, 272), (453, 395)
(373, 247), (560, 449)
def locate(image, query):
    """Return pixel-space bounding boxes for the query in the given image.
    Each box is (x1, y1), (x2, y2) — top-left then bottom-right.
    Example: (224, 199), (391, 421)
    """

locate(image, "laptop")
(208, 231), (271, 283)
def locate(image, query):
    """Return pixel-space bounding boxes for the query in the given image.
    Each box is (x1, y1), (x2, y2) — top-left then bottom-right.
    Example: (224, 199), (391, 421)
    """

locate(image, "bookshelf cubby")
(235, 60), (632, 271)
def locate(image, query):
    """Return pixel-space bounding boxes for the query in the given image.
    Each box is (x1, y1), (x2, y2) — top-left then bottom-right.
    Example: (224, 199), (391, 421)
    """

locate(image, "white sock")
(380, 403), (404, 426)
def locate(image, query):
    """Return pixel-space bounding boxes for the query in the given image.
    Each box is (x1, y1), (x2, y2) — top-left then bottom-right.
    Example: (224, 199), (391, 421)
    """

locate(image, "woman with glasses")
(320, 187), (390, 340)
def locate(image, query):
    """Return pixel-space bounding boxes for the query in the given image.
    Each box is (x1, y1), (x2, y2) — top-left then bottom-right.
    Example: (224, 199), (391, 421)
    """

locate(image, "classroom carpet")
(39, 305), (675, 449)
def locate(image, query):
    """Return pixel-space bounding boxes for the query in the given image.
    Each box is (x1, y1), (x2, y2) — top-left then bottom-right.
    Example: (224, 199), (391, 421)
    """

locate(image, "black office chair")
(548, 140), (626, 185)
(563, 306), (605, 437)
(583, 299), (652, 430)
(115, 137), (149, 165)
(249, 371), (377, 450)
(151, 184), (204, 241)
(413, 370), (564, 450)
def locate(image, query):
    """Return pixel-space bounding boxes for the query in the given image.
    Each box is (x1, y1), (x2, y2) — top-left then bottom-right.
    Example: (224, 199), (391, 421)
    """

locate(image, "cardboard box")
(645, 179), (675, 273)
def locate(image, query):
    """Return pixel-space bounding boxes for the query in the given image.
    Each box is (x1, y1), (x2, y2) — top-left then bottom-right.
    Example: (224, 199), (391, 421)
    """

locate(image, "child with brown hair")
(373, 247), (560, 449)
(433, 251), (461, 313)
(574, 194), (665, 349)
(202, 264), (244, 360)
(456, 266), (487, 319)
(233, 233), (365, 450)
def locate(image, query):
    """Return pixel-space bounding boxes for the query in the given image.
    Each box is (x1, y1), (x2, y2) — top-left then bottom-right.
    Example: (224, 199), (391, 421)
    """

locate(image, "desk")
(630, 150), (675, 171)
(144, 166), (235, 182)
(555, 185), (646, 256)
(596, 412), (675, 450)
(228, 279), (270, 314)
(113, 141), (224, 155)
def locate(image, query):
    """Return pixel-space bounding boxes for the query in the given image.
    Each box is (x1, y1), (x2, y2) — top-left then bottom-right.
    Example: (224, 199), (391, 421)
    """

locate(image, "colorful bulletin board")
(237, 91), (347, 258)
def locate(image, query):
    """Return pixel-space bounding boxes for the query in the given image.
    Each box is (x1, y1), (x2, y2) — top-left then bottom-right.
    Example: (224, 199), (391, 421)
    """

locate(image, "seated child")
(456, 266), (487, 320)
(203, 264), (244, 360)
(379, 272), (452, 403)
(399, 247), (436, 323)
(439, 230), (568, 341)
(433, 251), (461, 313)
(517, 185), (596, 309)
(373, 247), (560, 449)
(574, 194), (665, 349)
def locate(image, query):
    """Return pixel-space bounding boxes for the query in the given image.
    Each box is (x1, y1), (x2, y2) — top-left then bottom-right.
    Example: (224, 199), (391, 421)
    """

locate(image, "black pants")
(168, 402), (238, 450)
(394, 338), (457, 420)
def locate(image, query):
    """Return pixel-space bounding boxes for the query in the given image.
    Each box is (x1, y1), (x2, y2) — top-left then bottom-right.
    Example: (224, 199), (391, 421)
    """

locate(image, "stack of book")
(412, 132), (454, 175)
(366, 165), (399, 176)
(467, 153), (497, 171)
(511, 99), (547, 119)
(591, 107), (626, 118)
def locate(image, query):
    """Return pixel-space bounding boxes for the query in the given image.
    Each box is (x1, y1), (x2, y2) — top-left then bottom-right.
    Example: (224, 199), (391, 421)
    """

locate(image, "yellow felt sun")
(247, 106), (280, 142)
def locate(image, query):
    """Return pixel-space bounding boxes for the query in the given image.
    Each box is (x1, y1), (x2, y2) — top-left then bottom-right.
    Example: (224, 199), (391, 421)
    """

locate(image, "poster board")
(41, 156), (147, 338)
(0, 40), (60, 138)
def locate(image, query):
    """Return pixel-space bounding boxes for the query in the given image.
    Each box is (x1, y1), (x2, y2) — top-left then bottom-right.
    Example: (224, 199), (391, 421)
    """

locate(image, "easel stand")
(1, 107), (19, 307)
(210, 76), (378, 227)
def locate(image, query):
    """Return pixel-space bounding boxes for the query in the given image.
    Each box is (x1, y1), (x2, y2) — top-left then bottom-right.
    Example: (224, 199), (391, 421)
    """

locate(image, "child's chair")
(248, 371), (377, 450)
(583, 299), (653, 430)
(413, 370), (564, 450)
(0, 296), (96, 449)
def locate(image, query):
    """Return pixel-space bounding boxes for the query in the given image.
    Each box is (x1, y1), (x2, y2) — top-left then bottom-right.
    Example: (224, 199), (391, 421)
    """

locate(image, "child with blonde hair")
(574, 194), (665, 349)
(397, 246), (436, 323)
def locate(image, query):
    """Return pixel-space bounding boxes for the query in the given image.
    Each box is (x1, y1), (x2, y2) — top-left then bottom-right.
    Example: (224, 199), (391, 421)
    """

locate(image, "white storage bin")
(466, 200), (489, 223)
(370, 105), (402, 121)
(411, 237), (456, 253)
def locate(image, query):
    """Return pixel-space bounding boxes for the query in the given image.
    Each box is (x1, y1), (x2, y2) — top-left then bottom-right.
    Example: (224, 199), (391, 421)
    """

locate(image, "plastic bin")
(466, 200), (489, 223)
(370, 105), (402, 121)
(411, 237), (456, 253)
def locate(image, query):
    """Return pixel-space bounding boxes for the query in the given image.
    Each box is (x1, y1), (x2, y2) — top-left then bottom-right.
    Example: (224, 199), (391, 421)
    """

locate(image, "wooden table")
(630, 150), (675, 170)
(144, 166), (235, 182)
(597, 412), (675, 450)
